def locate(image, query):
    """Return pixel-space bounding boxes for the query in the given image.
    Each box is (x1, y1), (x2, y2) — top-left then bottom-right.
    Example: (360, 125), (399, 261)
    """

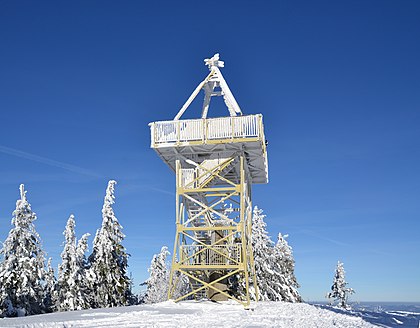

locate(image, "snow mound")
(0, 301), (377, 328)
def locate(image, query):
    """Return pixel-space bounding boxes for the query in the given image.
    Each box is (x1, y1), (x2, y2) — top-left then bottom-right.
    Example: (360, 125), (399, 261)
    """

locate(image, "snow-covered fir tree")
(76, 233), (91, 269)
(143, 246), (190, 303)
(272, 233), (302, 302)
(56, 215), (92, 311)
(88, 180), (131, 308)
(143, 246), (170, 304)
(74, 232), (93, 309)
(56, 215), (77, 311)
(172, 270), (191, 301)
(327, 261), (355, 308)
(44, 258), (57, 312)
(0, 184), (47, 317)
(249, 206), (277, 301)
(248, 206), (301, 302)
(126, 272), (140, 305)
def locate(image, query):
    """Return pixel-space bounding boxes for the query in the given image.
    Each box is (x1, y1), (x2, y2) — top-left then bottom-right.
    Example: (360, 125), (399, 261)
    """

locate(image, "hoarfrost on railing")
(181, 168), (195, 188)
(180, 244), (241, 266)
(151, 114), (262, 146)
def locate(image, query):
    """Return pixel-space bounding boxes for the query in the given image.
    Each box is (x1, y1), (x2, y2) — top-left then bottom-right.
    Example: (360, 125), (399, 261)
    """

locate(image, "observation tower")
(149, 54), (268, 307)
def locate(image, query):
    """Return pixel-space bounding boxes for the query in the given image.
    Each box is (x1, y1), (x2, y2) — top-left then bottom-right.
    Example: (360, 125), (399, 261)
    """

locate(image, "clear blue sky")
(0, 0), (419, 302)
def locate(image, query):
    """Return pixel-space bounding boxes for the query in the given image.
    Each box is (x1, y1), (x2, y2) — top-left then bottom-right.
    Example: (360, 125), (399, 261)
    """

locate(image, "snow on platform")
(0, 301), (377, 328)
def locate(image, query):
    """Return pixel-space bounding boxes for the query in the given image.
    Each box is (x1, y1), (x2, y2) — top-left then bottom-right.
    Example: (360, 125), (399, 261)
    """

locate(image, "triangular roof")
(174, 54), (243, 120)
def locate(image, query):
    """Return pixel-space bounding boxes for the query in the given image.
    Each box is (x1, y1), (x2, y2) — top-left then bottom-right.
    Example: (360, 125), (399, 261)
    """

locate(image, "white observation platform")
(149, 53), (268, 184)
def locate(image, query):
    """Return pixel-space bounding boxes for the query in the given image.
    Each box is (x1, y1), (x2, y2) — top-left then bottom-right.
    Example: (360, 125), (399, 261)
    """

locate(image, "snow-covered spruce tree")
(143, 246), (170, 303)
(143, 246), (190, 303)
(248, 206), (277, 301)
(56, 215), (92, 311)
(56, 214), (77, 311)
(326, 261), (355, 308)
(172, 270), (191, 301)
(74, 232), (93, 309)
(126, 272), (140, 305)
(272, 233), (302, 302)
(88, 180), (131, 308)
(0, 184), (47, 317)
(245, 206), (301, 302)
(44, 258), (57, 312)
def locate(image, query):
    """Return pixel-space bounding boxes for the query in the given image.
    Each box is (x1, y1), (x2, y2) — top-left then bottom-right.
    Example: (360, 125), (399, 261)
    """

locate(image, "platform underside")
(152, 140), (268, 184)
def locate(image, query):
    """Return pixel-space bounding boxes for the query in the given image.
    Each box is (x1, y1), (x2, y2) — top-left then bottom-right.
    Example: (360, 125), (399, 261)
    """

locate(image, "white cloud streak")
(0, 145), (102, 179)
(299, 229), (351, 247)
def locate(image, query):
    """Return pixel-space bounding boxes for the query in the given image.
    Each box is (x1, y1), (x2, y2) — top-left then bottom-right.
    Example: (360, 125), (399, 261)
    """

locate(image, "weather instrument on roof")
(149, 54), (268, 307)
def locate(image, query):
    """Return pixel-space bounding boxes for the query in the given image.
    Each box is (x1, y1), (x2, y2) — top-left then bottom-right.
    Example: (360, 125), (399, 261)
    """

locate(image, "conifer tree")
(76, 233), (90, 267)
(172, 270), (191, 301)
(56, 215), (92, 311)
(0, 184), (47, 316)
(45, 258), (57, 312)
(74, 232), (93, 309)
(126, 272), (139, 305)
(56, 215), (77, 311)
(143, 247), (190, 303)
(143, 246), (170, 304)
(327, 261), (355, 308)
(89, 180), (131, 308)
(249, 206), (277, 301)
(247, 206), (301, 302)
(272, 233), (302, 302)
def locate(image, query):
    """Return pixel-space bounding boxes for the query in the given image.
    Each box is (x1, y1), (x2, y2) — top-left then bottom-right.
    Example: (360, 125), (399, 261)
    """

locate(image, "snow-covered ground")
(315, 303), (420, 328)
(0, 301), (384, 328)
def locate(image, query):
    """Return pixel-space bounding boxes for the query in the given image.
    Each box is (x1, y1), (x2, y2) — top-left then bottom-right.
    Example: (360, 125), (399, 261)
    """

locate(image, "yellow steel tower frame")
(169, 155), (256, 306)
(149, 54), (268, 307)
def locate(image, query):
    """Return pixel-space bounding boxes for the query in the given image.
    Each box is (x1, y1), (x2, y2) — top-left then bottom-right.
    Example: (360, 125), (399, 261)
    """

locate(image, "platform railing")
(181, 168), (196, 189)
(179, 244), (241, 266)
(150, 114), (263, 147)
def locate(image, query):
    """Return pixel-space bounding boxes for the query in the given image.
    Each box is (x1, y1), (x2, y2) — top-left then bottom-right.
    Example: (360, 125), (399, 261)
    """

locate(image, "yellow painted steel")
(168, 155), (259, 307)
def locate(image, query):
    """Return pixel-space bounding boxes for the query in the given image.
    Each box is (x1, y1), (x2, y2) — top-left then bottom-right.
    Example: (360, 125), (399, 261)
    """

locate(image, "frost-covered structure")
(56, 215), (92, 311)
(250, 207), (301, 302)
(89, 180), (131, 308)
(150, 54), (268, 307)
(0, 184), (47, 317)
(327, 261), (355, 308)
